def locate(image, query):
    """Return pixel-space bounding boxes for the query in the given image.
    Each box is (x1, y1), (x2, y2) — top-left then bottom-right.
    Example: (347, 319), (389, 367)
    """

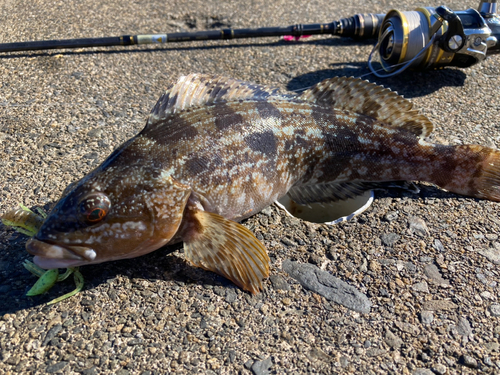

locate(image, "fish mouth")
(26, 238), (97, 269)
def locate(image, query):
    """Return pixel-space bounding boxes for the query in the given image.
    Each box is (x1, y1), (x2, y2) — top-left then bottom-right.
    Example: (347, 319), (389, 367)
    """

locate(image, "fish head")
(26, 163), (192, 269)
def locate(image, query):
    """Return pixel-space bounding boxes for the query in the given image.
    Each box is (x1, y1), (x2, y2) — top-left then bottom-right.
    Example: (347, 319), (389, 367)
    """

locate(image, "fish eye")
(79, 193), (111, 224)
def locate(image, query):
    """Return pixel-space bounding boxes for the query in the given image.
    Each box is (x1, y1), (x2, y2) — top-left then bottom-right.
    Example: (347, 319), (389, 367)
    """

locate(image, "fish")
(23, 74), (500, 294)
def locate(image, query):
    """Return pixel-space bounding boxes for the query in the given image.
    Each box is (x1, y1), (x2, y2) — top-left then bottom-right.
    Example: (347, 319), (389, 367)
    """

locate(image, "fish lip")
(26, 238), (96, 262)
(31, 256), (85, 270)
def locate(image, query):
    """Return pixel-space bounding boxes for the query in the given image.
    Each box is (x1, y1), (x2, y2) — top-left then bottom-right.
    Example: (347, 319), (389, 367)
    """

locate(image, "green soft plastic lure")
(1, 204), (84, 305)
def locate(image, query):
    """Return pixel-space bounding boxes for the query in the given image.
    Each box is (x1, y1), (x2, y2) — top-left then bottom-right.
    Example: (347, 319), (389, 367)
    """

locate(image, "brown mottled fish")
(24, 74), (500, 294)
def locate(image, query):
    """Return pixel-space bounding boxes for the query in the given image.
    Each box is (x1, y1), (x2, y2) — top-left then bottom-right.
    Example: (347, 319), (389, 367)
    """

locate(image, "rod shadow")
(1, 35), (466, 98)
(287, 63), (467, 98)
(0, 35), (376, 59)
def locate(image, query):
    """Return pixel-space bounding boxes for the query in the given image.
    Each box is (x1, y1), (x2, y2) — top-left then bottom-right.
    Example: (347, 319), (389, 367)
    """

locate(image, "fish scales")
(19, 74), (500, 294)
(138, 100), (493, 214)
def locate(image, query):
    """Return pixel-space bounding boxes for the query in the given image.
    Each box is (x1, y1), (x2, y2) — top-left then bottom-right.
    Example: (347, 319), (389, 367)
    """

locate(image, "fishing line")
(367, 32), (438, 78)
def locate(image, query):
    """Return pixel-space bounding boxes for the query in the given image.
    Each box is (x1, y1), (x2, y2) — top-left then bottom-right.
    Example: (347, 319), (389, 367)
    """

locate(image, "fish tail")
(434, 144), (500, 201)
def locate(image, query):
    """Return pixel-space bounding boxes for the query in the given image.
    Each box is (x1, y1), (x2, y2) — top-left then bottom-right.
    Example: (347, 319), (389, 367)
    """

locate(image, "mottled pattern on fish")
(22, 74), (500, 294)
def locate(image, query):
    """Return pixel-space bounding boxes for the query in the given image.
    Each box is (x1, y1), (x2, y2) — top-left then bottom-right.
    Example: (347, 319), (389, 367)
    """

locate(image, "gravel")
(1, 0), (500, 373)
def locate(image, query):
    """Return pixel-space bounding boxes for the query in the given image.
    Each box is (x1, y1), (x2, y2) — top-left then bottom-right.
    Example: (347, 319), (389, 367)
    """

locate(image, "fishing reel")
(0, 0), (499, 78)
(369, 0), (500, 77)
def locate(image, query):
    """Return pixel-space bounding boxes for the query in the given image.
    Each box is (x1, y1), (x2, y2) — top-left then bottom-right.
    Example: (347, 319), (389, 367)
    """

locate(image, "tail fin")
(438, 145), (500, 202)
(472, 149), (500, 201)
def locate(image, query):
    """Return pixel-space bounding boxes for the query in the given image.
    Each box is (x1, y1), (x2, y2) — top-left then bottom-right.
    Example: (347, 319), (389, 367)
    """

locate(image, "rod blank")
(0, 14), (385, 53)
(0, 24), (334, 53)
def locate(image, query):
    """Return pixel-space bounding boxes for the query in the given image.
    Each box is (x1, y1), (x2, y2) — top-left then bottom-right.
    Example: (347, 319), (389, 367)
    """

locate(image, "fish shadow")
(82, 242), (233, 289)
(0, 228), (231, 315)
(287, 63), (467, 98)
(0, 183), (473, 315)
(374, 182), (466, 201)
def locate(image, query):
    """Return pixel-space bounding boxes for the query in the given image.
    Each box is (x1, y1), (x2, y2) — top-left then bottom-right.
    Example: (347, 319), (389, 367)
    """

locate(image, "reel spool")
(378, 8), (452, 72)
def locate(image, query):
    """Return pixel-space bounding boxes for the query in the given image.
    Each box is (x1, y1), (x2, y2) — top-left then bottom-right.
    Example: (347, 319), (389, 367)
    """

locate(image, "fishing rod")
(0, 1), (499, 77)
(0, 13), (384, 52)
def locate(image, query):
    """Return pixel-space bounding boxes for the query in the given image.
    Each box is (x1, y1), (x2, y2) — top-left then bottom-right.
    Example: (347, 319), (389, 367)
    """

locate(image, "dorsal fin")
(147, 74), (283, 126)
(299, 76), (433, 138)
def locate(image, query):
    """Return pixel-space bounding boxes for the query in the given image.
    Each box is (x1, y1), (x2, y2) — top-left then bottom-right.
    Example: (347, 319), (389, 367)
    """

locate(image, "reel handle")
(435, 6), (466, 52)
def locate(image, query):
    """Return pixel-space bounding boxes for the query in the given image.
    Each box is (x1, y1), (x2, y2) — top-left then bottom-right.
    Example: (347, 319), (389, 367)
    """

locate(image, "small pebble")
(358, 259), (368, 272)
(478, 248), (500, 265)
(46, 361), (68, 373)
(244, 359), (254, 370)
(381, 233), (400, 246)
(420, 311), (434, 324)
(412, 369), (433, 375)
(485, 233), (498, 241)
(420, 256), (433, 263)
(269, 275), (290, 291)
(308, 254), (322, 265)
(281, 237), (298, 247)
(225, 289), (238, 303)
(457, 317), (472, 337)
(433, 239), (445, 252)
(384, 330), (403, 349)
(484, 356), (493, 367)
(481, 291), (493, 300)
(261, 206), (273, 216)
(489, 304), (500, 317)
(384, 211), (398, 221)
(339, 356), (349, 368)
(431, 363), (447, 375)
(424, 264), (449, 286)
(460, 354), (478, 369)
(423, 300), (458, 311)
(282, 260), (372, 313)
(80, 367), (98, 375)
(42, 325), (62, 346)
(408, 216), (429, 237)
(412, 281), (429, 293)
(251, 357), (272, 375)
(365, 348), (386, 357)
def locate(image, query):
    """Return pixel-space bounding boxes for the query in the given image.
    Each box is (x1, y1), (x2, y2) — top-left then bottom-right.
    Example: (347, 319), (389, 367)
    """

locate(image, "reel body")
(374, 1), (500, 75)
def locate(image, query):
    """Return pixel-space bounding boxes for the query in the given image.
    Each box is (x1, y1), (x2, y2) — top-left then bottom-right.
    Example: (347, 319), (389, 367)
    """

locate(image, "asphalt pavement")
(1, 0), (500, 373)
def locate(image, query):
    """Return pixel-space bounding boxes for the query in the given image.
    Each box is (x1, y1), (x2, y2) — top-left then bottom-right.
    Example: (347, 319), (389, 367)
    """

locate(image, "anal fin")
(288, 181), (420, 205)
(183, 210), (270, 294)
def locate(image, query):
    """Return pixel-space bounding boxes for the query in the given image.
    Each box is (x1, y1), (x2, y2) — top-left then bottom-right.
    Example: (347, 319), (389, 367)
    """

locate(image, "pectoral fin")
(183, 210), (270, 294)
